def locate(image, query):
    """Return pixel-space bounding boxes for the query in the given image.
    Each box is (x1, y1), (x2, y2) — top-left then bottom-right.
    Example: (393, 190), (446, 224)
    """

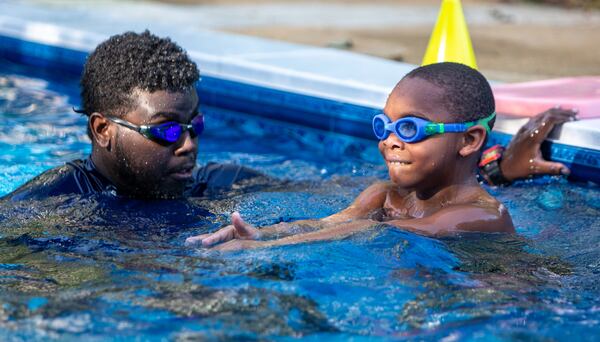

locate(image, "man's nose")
(174, 130), (197, 156)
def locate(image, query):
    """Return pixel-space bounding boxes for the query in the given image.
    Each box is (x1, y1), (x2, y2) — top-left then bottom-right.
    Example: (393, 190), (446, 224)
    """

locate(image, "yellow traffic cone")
(422, 0), (478, 69)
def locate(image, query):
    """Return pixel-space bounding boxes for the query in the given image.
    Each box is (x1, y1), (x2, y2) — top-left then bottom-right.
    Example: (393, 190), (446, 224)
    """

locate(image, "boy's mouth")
(386, 159), (412, 166)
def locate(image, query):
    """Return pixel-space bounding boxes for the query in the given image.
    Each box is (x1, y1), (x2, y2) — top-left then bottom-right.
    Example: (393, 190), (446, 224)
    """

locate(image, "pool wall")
(0, 1), (598, 183)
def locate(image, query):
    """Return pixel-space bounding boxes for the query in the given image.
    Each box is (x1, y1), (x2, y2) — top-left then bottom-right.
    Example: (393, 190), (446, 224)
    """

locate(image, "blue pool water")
(1, 61), (599, 341)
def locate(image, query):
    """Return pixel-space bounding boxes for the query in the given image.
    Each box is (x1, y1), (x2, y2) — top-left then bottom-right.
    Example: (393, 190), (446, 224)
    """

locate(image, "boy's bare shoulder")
(353, 181), (395, 205)
(467, 186), (508, 212)
(448, 187), (514, 234)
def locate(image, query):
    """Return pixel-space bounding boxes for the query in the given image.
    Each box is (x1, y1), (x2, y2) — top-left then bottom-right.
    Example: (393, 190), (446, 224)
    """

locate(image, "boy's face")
(378, 77), (462, 191)
(108, 87), (200, 198)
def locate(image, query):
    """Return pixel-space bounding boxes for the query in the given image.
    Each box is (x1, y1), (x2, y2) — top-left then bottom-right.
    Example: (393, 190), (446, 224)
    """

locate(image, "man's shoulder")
(1, 159), (108, 202)
(2, 163), (79, 201)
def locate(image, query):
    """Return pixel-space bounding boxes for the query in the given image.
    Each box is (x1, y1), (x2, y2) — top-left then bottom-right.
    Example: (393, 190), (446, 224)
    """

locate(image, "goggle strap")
(442, 123), (468, 133)
(109, 117), (142, 133)
(424, 123), (444, 135)
(479, 111), (496, 132)
(464, 112), (496, 132)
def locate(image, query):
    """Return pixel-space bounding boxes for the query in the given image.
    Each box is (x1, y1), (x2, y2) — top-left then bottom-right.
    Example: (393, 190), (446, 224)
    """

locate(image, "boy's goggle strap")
(108, 115), (204, 144)
(372, 112), (495, 143)
(424, 111), (496, 135)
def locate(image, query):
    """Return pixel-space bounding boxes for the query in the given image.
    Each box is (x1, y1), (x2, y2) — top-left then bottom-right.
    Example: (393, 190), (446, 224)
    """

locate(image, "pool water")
(1, 63), (599, 341)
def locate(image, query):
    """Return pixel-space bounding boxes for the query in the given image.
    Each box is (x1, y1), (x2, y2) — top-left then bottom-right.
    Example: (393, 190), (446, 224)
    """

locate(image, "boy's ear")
(459, 125), (487, 157)
(89, 112), (112, 149)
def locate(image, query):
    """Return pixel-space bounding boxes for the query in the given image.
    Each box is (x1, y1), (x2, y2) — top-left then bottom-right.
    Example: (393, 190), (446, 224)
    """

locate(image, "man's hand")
(500, 107), (577, 182)
(185, 212), (260, 247)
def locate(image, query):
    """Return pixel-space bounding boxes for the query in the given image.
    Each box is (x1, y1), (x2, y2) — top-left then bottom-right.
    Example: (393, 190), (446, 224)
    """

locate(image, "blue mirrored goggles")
(107, 114), (204, 144)
(372, 112), (495, 143)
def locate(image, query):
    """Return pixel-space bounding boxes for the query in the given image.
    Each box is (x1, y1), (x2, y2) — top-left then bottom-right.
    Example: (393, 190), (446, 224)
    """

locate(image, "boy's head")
(378, 62), (495, 192)
(402, 62), (495, 126)
(80, 31), (202, 198)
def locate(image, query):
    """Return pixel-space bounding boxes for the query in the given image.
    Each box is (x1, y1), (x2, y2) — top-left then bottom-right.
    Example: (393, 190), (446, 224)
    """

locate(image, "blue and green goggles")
(107, 114), (204, 144)
(372, 112), (495, 143)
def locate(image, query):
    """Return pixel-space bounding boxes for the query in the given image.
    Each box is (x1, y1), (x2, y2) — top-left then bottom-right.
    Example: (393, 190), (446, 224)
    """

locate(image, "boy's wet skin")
(328, 77), (514, 236)
(189, 63), (516, 250)
(380, 77), (478, 194)
(90, 88), (200, 199)
(375, 77), (512, 231)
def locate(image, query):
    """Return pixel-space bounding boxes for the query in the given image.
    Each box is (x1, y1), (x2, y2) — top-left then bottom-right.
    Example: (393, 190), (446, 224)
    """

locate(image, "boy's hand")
(500, 107), (577, 182)
(211, 239), (267, 251)
(184, 212), (260, 247)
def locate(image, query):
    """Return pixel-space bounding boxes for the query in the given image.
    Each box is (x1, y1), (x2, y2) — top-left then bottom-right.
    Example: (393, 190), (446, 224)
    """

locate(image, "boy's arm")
(211, 203), (514, 251)
(185, 182), (390, 247)
(211, 218), (378, 251)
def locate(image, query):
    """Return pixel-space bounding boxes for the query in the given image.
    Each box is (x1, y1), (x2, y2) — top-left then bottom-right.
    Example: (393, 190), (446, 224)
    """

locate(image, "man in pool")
(2, 30), (264, 201)
(1, 31), (576, 203)
(186, 62), (575, 250)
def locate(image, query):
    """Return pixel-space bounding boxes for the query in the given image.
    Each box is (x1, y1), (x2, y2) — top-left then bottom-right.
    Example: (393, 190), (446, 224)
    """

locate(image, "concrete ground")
(30, 0), (600, 82)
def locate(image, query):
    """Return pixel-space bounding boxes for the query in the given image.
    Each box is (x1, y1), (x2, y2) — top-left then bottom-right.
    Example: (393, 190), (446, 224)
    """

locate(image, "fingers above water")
(231, 212), (260, 240)
(531, 159), (571, 176)
(526, 107), (577, 142)
(185, 225), (236, 247)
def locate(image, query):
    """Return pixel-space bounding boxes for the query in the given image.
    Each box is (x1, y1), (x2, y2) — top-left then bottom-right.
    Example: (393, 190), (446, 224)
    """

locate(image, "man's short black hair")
(402, 62), (495, 128)
(79, 30), (200, 121)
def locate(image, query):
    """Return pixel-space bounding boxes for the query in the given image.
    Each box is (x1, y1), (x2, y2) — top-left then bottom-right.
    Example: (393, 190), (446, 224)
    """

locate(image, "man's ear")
(459, 125), (487, 157)
(89, 113), (111, 148)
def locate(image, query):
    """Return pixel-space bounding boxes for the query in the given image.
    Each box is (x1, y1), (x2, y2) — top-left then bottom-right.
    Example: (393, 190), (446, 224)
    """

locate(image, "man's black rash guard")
(2, 158), (264, 201)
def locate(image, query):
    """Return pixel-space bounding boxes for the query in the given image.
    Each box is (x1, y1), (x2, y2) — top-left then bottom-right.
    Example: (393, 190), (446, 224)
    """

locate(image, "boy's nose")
(383, 134), (406, 150)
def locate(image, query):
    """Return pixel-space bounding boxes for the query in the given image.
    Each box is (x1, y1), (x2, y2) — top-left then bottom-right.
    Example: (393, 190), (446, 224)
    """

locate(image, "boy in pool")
(187, 62), (519, 250)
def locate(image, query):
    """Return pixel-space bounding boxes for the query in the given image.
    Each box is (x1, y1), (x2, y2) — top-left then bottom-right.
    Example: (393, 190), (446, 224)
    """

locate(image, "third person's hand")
(500, 107), (577, 182)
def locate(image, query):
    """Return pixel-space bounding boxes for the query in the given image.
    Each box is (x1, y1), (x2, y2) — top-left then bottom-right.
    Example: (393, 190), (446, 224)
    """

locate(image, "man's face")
(378, 77), (462, 193)
(109, 87), (200, 198)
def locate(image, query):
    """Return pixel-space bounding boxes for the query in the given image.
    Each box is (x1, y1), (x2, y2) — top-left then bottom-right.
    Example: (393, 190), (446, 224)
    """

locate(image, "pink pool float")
(492, 77), (600, 119)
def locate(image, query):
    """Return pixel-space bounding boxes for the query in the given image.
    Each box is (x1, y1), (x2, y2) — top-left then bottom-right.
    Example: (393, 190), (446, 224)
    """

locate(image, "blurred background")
(26, 0), (599, 82)
(167, 0), (600, 82)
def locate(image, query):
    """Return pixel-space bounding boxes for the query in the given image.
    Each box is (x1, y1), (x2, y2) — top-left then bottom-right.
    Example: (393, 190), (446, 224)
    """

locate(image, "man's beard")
(112, 137), (180, 199)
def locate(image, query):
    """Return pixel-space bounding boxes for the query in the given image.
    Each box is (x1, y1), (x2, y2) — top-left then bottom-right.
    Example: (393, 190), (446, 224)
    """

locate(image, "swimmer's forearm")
(258, 219), (377, 247)
(257, 220), (327, 240)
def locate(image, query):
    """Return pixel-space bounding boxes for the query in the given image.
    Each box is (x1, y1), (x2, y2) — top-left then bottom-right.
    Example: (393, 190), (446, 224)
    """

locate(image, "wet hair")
(77, 30), (200, 136)
(402, 62), (495, 128)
